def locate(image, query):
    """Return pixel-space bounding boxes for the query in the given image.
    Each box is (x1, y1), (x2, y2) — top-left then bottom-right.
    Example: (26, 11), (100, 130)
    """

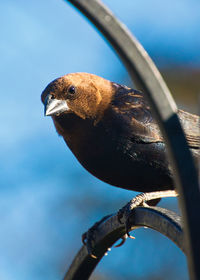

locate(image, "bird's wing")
(110, 85), (163, 143)
(178, 110), (200, 148)
(111, 84), (200, 148)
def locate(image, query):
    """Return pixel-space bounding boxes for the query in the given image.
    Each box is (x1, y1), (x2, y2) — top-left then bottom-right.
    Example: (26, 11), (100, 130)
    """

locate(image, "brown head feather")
(41, 72), (115, 121)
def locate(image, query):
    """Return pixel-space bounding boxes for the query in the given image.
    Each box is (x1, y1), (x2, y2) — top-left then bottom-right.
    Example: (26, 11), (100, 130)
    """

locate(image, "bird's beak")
(44, 94), (69, 116)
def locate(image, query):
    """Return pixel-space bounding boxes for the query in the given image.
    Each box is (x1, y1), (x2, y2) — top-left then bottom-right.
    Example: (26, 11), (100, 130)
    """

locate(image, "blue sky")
(0, 0), (199, 279)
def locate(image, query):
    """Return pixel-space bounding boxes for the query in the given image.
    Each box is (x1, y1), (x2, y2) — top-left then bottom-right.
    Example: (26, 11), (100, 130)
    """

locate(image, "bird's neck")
(52, 113), (94, 152)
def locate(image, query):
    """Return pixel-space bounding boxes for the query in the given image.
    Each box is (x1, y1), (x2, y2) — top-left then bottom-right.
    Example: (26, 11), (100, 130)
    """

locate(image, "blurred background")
(0, 0), (199, 279)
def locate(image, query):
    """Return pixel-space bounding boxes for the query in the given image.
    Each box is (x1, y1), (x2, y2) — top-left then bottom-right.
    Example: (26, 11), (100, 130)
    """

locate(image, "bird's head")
(41, 72), (114, 121)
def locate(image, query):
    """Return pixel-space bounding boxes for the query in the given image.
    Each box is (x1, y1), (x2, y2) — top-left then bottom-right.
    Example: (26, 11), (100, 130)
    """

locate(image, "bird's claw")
(81, 232), (87, 246)
(82, 215), (112, 259)
(117, 208), (136, 240)
(82, 224), (99, 258)
(114, 234), (128, 247)
(83, 192), (164, 257)
(117, 194), (148, 238)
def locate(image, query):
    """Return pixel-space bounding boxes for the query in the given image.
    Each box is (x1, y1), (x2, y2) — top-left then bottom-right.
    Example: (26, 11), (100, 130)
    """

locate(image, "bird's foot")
(114, 233), (129, 247)
(82, 190), (177, 257)
(82, 214), (112, 259)
(118, 190), (177, 238)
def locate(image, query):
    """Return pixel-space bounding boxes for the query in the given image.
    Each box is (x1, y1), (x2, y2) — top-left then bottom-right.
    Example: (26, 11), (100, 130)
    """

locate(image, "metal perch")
(63, 0), (200, 279)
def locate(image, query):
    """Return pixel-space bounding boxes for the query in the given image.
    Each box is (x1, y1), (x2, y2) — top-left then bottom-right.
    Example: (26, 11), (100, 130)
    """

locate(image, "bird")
(41, 72), (199, 194)
(41, 72), (200, 255)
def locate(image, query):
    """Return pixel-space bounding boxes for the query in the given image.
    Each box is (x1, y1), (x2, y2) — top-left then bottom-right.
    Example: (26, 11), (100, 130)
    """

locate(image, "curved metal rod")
(65, 1), (200, 278)
(63, 206), (183, 280)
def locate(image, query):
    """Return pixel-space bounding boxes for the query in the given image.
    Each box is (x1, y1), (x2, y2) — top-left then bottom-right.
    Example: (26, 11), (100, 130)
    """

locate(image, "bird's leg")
(118, 190), (178, 238)
(82, 190), (178, 256)
(82, 214), (112, 258)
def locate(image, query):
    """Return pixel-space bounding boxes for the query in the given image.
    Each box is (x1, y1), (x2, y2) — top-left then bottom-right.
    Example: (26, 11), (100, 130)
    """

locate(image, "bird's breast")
(61, 119), (173, 192)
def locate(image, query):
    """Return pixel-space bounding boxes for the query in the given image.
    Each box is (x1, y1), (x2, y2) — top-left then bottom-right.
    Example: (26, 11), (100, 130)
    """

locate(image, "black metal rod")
(65, 1), (200, 279)
(64, 206), (183, 280)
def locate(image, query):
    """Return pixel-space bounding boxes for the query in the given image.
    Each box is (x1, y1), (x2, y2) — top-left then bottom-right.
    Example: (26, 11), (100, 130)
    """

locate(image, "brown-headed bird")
(41, 73), (199, 195)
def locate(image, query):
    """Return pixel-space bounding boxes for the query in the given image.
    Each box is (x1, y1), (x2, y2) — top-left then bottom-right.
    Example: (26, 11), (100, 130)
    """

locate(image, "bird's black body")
(56, 113), (173, 191)
(42, 73), (199, 194)
(54, 84), (173, 192)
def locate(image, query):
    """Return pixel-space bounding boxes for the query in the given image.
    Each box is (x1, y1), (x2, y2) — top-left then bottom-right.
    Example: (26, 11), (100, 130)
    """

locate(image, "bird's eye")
(68, 85), (76, 95)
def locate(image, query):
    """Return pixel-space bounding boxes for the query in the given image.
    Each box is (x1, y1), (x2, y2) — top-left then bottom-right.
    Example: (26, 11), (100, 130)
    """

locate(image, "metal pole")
(66, 1), (200, 278)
